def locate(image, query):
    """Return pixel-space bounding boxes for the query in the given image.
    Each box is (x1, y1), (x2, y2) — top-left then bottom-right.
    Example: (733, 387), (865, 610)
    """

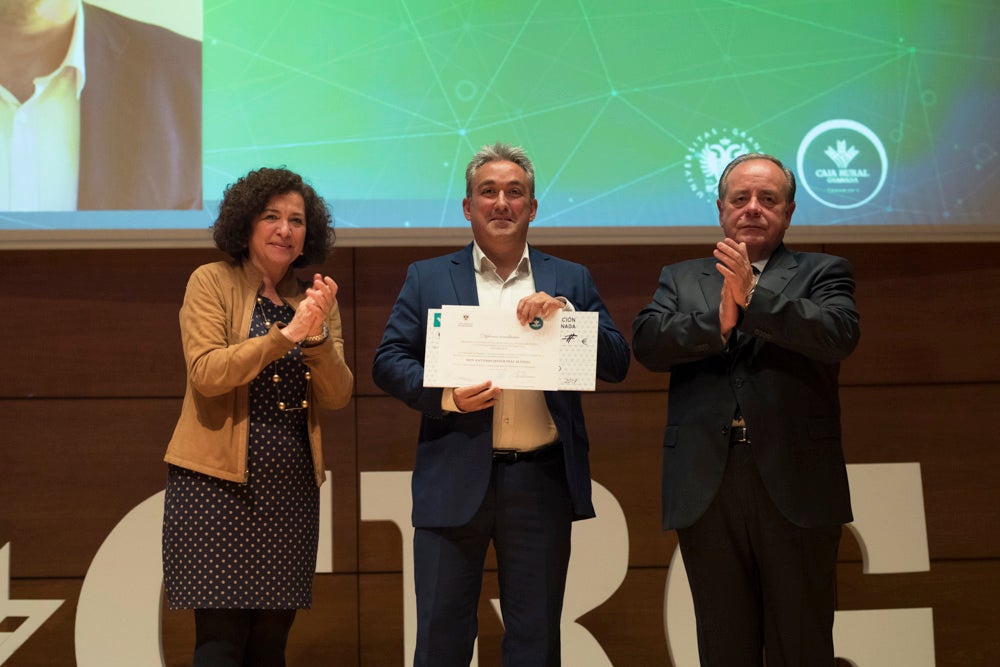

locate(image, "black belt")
(492, 442), (561, 463)
(729, 425), (750, 445)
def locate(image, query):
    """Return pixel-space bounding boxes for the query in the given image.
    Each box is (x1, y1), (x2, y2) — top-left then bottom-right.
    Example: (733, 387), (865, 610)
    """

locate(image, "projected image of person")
(0, 0), (201, 211)
(161, 168), (353, 666)
(632, 153), (861, 665)
(373, 142), (630, 666)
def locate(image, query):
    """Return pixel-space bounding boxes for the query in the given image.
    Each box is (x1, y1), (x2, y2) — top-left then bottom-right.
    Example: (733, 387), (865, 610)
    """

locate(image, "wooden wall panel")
(0, 398), (357, 576)
(162, 573), (360, 666)
(1, 249), (213, 398)
(321, 402), (361, 572)
(357, 573), (405, 666)
(9, 564), (993, 667)
(0, 576), (361, 667)
(0, 248), (356, 399)
(578, 567), (673, 666)
(351, 560), (1000, 666)
(2, 241), (999, 666)
(1, 577), (360, 666)
(354, 382), (1000, 569)
(352, 246), (429, 398)
(0, 399), (179, 577)
(841, 383), (1000, 559)
(828, 243), (1000, 386)
(835, 559), (1000, 667)
(355, 395), (417, 572)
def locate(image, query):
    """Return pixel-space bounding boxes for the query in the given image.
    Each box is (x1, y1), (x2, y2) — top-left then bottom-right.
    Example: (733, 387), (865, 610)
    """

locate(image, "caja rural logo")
(797, 119), (888, 209)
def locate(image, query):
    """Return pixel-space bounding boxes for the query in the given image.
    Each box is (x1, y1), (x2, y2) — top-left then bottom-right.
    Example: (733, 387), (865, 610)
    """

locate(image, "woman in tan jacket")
(162, 167), (353, 666)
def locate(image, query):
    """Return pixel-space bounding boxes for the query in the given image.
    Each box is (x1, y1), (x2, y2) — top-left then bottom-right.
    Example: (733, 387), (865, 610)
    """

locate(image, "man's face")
(717, 159), (795, 261)
(0, 0), (71, 24)
(462, 160), (537, 253)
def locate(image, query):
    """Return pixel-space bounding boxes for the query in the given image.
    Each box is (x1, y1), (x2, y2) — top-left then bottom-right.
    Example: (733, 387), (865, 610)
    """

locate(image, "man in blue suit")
(632, 153), (861, 665)
(373, 142), (630, 666)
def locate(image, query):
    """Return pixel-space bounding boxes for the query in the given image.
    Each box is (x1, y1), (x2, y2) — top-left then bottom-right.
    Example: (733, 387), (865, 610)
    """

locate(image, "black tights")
(193, 608), (297, 667)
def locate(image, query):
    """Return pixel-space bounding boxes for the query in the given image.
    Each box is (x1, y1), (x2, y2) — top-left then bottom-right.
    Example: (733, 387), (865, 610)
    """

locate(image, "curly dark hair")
(212, 167), (335, 267)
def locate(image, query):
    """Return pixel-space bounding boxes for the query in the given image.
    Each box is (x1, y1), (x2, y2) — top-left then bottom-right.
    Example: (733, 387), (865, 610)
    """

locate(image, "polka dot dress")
(163, 297), (320, 610)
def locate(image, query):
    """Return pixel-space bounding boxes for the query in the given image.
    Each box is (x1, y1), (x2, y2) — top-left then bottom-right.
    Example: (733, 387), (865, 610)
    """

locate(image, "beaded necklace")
(255, 296), (310, 411)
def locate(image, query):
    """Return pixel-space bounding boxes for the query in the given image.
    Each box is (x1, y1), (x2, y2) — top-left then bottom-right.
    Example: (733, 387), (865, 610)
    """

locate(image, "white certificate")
(424, 306), (599, 391)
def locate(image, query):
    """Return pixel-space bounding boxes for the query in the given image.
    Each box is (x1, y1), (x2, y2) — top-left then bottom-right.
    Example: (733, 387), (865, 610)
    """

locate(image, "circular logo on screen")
(796, 119), (888, 209)
(684, 128), (763, 202)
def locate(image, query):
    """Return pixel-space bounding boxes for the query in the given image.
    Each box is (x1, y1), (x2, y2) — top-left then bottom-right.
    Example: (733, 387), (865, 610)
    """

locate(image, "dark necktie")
(733, 266), (761, 426)
(730, 266), (759, 349)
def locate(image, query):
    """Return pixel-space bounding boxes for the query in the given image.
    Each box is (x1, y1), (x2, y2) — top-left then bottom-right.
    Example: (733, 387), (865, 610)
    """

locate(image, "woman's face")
(247, 191), (306, 276)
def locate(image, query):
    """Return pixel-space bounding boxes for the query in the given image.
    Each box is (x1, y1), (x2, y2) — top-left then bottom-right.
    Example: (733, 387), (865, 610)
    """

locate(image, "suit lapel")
(758, 243), (797, 295)
(698, 261), (723, 312)
(529, 246), (557, 296)
(735, 245), (798, 355)
(449, 245), (480, 305)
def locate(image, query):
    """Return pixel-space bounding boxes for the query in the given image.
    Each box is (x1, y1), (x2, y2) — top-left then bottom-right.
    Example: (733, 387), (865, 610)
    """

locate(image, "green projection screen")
(2, 0), (998, 246)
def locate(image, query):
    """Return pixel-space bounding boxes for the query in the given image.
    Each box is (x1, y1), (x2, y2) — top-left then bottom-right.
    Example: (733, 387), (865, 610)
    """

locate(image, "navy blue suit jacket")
(632, 244), (861, 530)
(373, 244), (630, 527)
(77, 4), (201, 210)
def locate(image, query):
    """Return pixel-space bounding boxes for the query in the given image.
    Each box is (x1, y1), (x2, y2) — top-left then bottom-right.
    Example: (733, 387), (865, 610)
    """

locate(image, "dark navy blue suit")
(373, 243), (629, 666)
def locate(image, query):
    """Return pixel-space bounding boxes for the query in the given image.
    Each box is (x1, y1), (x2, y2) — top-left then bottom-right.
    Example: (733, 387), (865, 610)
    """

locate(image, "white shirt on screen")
(0, 0), (85, 211)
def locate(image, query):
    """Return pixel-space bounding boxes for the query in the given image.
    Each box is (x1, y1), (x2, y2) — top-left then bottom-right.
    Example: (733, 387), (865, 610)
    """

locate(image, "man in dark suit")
(632, 153), (860, 665)
(373, 142), (630, 666)
(0, 1), (200, 210)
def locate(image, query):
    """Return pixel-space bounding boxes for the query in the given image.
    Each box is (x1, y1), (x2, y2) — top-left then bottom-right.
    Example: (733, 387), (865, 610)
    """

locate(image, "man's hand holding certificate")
(424, 305), (600, 391)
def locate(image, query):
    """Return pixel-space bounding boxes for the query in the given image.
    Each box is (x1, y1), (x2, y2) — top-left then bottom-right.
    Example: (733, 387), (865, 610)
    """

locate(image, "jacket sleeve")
(632, 263), (728, 373)
(571, 265), (630, 383)
(372, 262), (448, 416)
(738, 255), (860, 364)
(301, 299), (354, 410)
(180, 265), (295, 397)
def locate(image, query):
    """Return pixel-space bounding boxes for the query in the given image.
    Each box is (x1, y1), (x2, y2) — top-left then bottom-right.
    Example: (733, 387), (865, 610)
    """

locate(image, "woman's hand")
(282, 274), (338, 343)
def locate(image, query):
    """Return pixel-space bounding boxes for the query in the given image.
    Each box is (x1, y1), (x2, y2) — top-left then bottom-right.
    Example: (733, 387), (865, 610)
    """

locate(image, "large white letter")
(504, 480), (629, 667)
(360, 471), (444, 667)
(834, 463), (934, 666)
(0, 543), (64, 665)
(76, 472), (333, 665)
(361, 473), (629, 666)
(75, 491), (167, 667)
(559, 480), (630, 665)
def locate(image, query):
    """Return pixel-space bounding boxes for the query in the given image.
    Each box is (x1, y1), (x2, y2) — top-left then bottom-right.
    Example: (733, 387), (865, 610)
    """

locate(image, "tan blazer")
(164, 260), (353, 486)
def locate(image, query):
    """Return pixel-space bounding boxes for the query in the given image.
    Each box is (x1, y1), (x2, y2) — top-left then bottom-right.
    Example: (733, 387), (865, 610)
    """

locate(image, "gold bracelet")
(301, 323), (329, 346)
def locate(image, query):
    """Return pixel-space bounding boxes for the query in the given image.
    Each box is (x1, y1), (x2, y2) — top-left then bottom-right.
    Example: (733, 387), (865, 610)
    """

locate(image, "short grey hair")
(718, 153), (796, 204)
(465, 142), (536, 198)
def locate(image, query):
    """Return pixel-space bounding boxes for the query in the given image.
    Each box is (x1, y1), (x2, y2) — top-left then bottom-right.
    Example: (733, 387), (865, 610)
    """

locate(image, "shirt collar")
(472, 241), (531, 278)
(35, 0), (86, 98)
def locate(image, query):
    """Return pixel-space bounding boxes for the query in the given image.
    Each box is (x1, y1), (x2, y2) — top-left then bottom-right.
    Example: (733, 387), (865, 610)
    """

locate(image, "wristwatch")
(301, 323), (329, 346)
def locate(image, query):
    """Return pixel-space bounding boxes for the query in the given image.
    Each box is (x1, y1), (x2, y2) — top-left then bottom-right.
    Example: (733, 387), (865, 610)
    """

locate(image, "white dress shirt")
(442, 242), (570, 451)
(0, 0), (85, 211)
